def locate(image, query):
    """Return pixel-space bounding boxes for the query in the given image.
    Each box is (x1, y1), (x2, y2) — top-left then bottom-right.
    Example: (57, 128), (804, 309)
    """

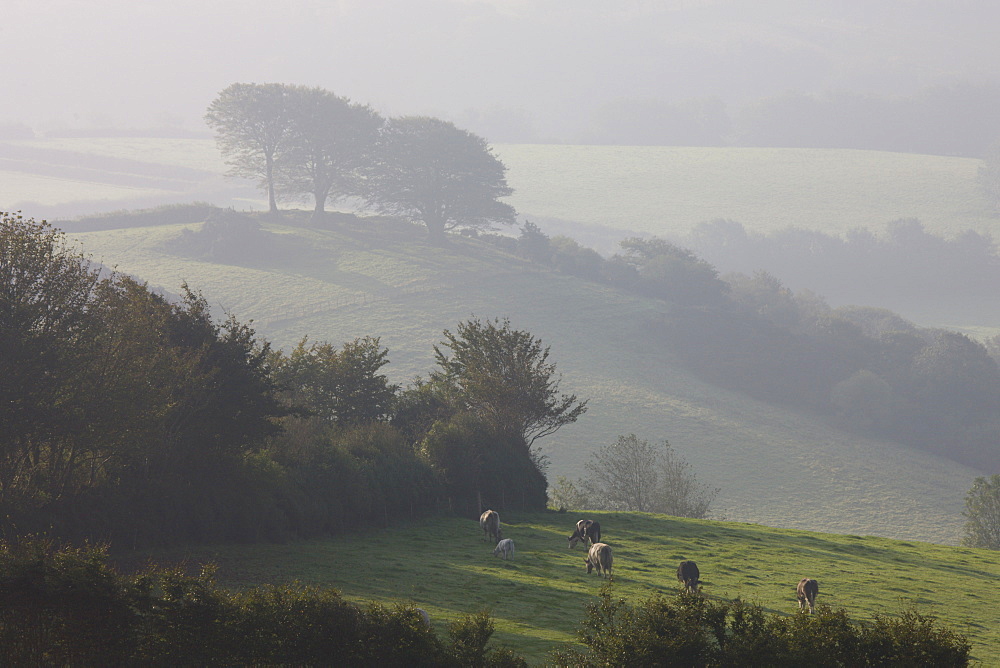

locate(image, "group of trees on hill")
(205, 83), (516, 242)
(500, 222), (1000, 472)
(0, 212), (582, 546)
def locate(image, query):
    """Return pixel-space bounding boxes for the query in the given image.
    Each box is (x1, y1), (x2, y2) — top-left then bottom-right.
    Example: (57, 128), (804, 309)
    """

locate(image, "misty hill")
(67, 210), (982, 546)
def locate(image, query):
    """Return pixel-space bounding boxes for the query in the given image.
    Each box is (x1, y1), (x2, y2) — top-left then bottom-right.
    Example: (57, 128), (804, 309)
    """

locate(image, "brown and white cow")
(797, 578), (819, 613)
(585, 542), (613, 579)
(568, 519), (602, 548)
(480, 509), (502, 544)
(677, 560), (702, 593)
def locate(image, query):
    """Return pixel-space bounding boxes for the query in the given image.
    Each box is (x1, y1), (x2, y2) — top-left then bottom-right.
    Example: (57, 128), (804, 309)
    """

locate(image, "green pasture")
(67, 217), (983, 546)
(119, 512), (1000, 666)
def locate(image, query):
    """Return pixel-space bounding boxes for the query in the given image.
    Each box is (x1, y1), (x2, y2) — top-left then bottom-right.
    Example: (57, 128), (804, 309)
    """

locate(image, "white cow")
(493, 538), (515, 560)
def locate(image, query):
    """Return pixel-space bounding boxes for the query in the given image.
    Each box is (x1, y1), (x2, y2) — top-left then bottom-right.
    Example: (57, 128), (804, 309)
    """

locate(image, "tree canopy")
(278, 88), (383, 218)
(365, 116), (517, 242)
(431, 317), (587, 450)
(963, 475), (1000, 549)
(205, 83), (296, 214)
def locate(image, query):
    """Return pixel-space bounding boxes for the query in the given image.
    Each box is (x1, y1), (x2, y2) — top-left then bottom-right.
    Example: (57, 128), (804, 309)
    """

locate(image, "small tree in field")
(583, 435), (718, 518)
(205, 83), (296, 214)
(962, 474), (1000, 549)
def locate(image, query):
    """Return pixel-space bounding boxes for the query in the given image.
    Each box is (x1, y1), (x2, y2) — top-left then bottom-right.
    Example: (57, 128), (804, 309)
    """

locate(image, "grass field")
(119, 511), (1000, 666)
(3, 138), (996, 244)
(494, 145), (998, 246)
(65, 217), (983, 546)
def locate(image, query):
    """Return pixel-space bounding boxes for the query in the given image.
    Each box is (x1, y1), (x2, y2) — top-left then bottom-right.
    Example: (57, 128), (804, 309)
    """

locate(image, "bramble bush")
(0, 538), (520, 666)
(549, 585), (971, 667)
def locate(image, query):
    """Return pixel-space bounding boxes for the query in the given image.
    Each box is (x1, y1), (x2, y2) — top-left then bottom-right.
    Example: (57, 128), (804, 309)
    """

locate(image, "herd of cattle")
(478, 510), (821, 613)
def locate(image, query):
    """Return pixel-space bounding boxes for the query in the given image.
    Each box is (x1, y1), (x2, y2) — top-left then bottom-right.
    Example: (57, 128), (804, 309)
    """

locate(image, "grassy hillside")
(67, 215), (982, 546)
(3, 138), (996, 243)
(120, 512), (1000, 666)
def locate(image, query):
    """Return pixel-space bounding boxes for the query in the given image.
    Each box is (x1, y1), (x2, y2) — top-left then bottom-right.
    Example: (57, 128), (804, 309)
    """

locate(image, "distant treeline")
(586, 82), (1000, 159)
(684, 218), (1000, 325)
(492, 223), (1000, 471)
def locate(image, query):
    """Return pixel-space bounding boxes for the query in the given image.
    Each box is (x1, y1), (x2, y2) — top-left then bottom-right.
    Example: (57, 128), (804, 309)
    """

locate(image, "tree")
(962, 475), (1000, 549)
(365, 117), (517, 242)
(205, 83), (295, 214)
(270, 336), (398, 426)
(1, 213), (103, 502)
(614, 237), (729, 306)
(278, 88), (383, 219)
(431, 317), (587, 450)
(583, 435), (717, 517)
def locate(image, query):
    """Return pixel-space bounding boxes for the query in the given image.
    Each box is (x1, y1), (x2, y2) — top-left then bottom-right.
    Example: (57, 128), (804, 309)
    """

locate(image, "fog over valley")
(5, 1), (1000, 662)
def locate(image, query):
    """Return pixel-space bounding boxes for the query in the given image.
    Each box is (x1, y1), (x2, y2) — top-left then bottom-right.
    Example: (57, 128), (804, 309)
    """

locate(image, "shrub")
(551, 584), (971, 667)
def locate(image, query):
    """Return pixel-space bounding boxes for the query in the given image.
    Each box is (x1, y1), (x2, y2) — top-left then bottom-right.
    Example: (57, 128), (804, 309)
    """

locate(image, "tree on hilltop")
(206, 82), (296, 214)
(365, 117), (517, 243)
(278, 88), (383, 219)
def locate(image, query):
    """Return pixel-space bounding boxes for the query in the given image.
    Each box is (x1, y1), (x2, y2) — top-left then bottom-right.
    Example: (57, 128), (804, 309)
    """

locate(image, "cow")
(480, 509), (502, 544)
(415, 607), (431, 628)
(585, 542), (613, 579)
(568, 519), (602, 548)
(797, 578), (819, 613)
(493, 538), (515, 560)
(677, 560), (702, 593)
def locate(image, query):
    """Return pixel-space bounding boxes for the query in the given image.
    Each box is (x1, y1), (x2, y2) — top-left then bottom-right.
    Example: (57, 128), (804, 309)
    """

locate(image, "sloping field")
(126, 512), (1000, 666)
(70, 219), (982, 546)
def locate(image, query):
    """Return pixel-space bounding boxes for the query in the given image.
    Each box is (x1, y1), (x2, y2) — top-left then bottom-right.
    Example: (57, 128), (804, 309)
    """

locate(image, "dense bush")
(549, 586), (971, 667)
(0, 538), (521, 666)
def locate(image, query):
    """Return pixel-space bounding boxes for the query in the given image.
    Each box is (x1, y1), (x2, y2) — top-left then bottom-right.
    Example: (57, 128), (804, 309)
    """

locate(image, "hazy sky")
(5, 0), (999, 142)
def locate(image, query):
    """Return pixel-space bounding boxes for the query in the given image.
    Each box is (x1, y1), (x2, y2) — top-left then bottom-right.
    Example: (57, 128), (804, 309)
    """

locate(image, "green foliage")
(962, 475), (1000, 549)
(271, 335), (398, 426)
(0, 539), (138, 665)
(0, 538), (517, 666)
(420, 413), (547, 514)
(365, 116), (517, 241)
(552, 585), (971, 667)
(433, 316), (587, 449)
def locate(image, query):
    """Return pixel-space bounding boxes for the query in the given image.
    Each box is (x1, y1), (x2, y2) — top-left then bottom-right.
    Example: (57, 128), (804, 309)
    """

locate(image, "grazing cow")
(568, 519), (602, 548)
(585, 542), (613, 579)
(797, 578), (819, 613)
(415, 608), (431, 628)
(493, 538), (515, 560)
(584, 520), (601, 545)
(480, 509), (502, 544)
(677, 560), (702, 593)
